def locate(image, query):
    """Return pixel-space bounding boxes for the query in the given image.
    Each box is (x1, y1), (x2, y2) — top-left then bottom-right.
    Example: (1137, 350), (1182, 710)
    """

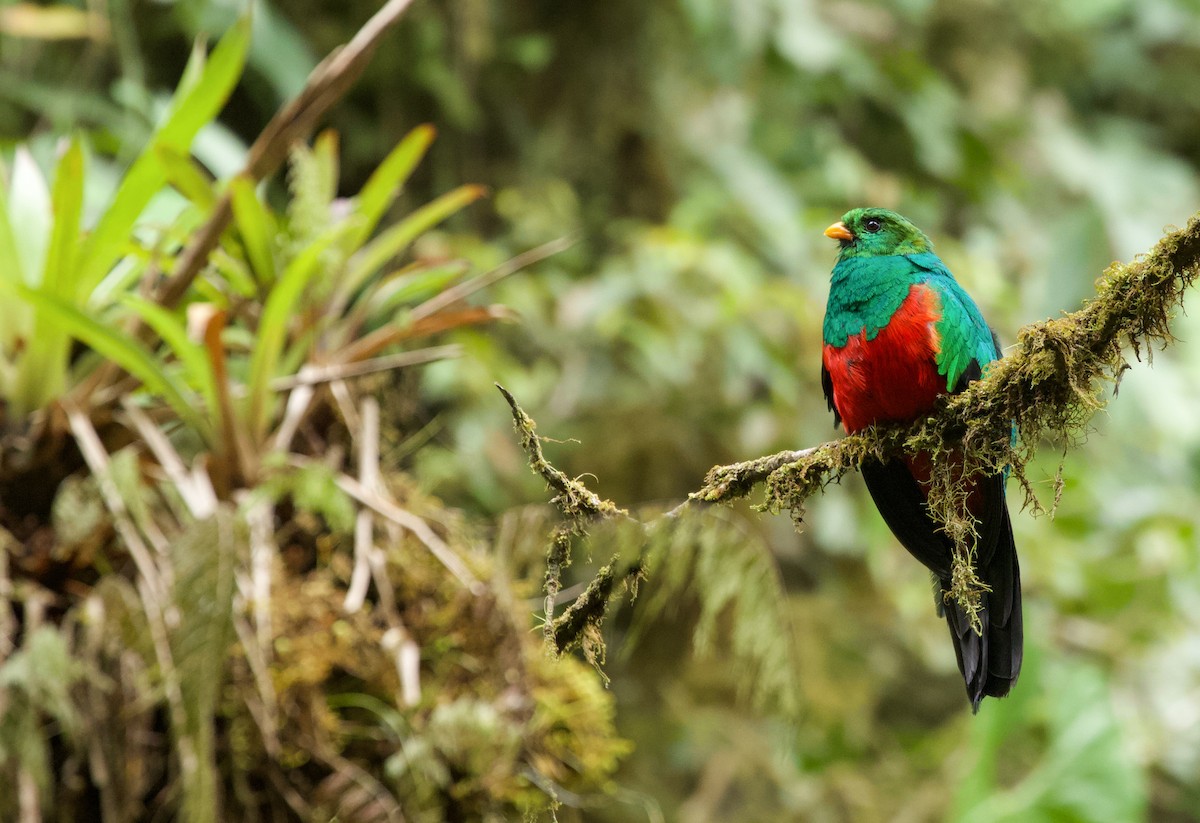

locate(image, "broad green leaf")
(42, 139), (85, 296)
(229, 175), (277, 284)
(245, 225), (350, 440)
(249, 0), (317, 101)
(0, 158), (32, 353)
(10, 142), (87, 412)
(156, 146), (217, 210)
(9, 147), (51, 287)
(75, 14), (251, 299)
(341, 184), (486, 302)
(0, 163), (27, 288)
(16, 284), (211, 437)
(169, 509), (241, 823)
(122, 295), (218, 417)
(363, 262), (468, 322)
(351, 124), (436, 245)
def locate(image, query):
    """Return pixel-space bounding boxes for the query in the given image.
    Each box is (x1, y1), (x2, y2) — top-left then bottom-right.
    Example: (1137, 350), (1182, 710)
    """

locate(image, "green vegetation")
(3, 1), (1200, 821)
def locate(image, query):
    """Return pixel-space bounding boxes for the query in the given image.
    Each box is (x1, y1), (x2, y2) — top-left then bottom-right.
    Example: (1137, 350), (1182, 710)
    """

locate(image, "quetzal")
(820, 207), (1022, 711)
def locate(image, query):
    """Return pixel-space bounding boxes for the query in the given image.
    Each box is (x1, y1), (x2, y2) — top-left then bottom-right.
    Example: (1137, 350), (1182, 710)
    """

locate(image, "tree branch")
(503, 213), (1200, 653)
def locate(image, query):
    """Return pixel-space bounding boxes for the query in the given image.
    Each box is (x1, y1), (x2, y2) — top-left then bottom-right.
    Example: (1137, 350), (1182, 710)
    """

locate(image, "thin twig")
(344, 399), (380, 614)
(410, 235), (576, 321)
(271, 344), (462, 390)
(288, 456), (482, 593)
(120, 398), (218, 519)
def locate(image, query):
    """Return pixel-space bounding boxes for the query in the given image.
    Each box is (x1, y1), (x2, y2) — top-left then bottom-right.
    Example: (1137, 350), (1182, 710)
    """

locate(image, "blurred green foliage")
(7, 0), (1200, 820)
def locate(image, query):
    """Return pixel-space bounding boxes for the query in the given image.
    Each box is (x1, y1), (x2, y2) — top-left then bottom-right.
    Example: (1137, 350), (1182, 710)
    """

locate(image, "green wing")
(907, 252), (1000, 391)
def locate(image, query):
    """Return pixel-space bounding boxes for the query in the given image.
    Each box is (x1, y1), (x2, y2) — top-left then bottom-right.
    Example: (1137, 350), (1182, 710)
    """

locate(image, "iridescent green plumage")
(822, 207), (999, 391)
(820, 207), (1022, 711)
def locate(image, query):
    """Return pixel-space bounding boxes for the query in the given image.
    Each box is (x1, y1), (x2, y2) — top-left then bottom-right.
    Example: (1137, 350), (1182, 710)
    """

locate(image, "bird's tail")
(940, 502), (1023, 712)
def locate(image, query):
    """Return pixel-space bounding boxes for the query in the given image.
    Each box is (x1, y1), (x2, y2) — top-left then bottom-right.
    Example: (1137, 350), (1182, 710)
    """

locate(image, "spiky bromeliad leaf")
(74, 14), (252, 300)
(15, 284), (212, 439)
(245, 223), (355, 442)
(168, 508), (242, 823)
(350, 124), (436, 247)
(229, 175), (279, 286)
(10, 139), (85, 413)
(339, 184), (487, 304)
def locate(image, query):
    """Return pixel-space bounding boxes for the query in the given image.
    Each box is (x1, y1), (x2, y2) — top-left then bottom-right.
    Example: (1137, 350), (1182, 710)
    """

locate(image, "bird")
(820, 207), (1022, 711)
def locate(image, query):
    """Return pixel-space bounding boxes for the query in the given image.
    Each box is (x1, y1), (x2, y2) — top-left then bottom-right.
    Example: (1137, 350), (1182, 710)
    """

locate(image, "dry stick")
(65, 402), (169, 606)
(121, 398), (219, 519)
(410, 235), (577, 322)
(271, 344), (463, 391)
(302, 461), (483, 593)
(343, 398), (423, 705)
(0, 528), (14, 659)
(337, 236), (574, 365)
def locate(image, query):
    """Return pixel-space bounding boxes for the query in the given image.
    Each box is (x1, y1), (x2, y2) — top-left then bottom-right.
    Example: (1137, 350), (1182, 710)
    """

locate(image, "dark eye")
(863, 218), (883, 233)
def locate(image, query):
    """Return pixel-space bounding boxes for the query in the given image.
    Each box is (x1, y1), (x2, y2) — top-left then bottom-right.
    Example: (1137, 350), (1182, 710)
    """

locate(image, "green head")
(824, 207), (933, 258)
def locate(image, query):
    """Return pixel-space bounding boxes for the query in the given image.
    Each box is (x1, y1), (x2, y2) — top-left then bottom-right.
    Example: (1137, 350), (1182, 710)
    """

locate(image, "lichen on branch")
(693, 214), (1200, 624)
(504, 214), (1200, 651)
(497, 384), (640, 660)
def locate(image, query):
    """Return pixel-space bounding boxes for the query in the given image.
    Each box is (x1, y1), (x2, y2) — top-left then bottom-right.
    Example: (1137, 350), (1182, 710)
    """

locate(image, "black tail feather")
(862, 458), (1023, 710)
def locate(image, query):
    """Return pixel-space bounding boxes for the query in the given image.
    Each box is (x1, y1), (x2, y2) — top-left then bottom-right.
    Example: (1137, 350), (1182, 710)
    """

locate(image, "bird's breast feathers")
(822, 283), (946, 433)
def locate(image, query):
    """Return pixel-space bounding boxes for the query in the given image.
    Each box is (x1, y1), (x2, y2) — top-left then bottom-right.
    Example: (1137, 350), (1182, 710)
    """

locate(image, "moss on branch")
(504, 213), (1200, 651)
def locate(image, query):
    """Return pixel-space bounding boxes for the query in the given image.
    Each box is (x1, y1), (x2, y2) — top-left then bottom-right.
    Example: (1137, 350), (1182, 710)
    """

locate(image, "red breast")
(822, 283), (944, 434)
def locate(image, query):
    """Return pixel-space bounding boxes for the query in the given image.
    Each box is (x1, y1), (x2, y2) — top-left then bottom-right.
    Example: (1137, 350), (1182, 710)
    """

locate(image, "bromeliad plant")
(0, 9), (625, 823)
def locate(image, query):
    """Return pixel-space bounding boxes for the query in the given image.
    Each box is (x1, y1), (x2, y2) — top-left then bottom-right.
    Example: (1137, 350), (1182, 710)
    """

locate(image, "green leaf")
(169, 508), (241, 823)
(156, 146), (217, 210)
(248, 0), (318, 101)
(16, 284), (211, 438)
(363, 262), (468, 321)
(10, 142), (87, 412)
(341, 184), (486, 302)
(42, 140), (86, 297)
(0, 161), (28, 289)
(8, 147), (51, 288)
(245, 225), (350, 440)
(0, 625), (87, 802)
(352, 124), (437, 246)
(75, 14), (251, 300)
(229, 175), (277, 285)
(121, 295), (219, 418)
(0, 626), (87, 741)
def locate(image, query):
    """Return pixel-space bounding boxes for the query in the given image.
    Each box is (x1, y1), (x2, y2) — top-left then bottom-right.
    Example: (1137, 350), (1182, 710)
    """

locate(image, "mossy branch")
(497, 384), (640, 659)
(504, 214), (1200, 651)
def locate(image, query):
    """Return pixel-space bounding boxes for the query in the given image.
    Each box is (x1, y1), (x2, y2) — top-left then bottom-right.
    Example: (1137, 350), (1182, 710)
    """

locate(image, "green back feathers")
(823, 208), (999, 391)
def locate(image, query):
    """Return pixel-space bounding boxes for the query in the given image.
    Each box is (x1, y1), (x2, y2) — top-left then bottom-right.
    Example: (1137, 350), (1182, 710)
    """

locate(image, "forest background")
(2, 0), (1200, 821)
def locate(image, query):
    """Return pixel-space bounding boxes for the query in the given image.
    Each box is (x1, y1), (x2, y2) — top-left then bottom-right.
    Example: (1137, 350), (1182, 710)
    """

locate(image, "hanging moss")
(507, 213), (1200, 648)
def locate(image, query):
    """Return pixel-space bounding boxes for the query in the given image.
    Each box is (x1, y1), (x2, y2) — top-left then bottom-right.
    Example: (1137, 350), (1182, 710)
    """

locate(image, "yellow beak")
(824, 222), (854, 242)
